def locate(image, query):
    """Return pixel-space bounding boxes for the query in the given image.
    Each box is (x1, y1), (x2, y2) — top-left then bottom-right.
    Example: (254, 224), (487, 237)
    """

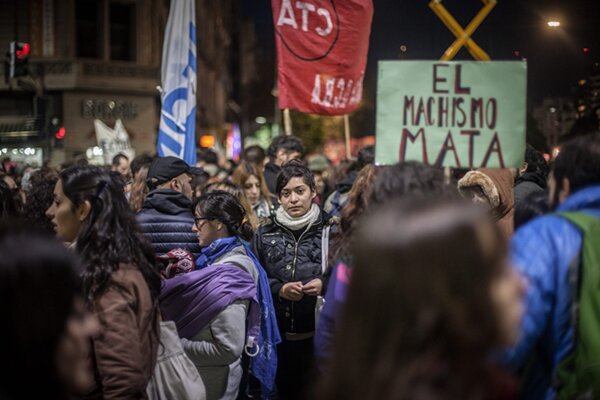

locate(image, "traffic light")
(50, 117), (66, 145)
(6, 41), (30, 79)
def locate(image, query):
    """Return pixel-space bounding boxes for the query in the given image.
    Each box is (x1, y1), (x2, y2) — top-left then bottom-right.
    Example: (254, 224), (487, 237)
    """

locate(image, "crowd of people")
(1, 130), (599, 400)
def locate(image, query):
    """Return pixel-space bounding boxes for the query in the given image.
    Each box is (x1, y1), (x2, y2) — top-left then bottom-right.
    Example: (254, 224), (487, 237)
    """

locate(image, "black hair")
(111, 153), (129, 167)
(357, 145), (375, 169)
(193, 190), (254, 241)
(0, 180), (18, 219)
(276, 159), (316, 196)
(370, 161), (454, 206)
(267, 135), (305, 158)
(190, 170), (210, 200)
(243, 145), (266, 166)
(22, 175), (58, 234)
(130, 154), (155, 178)
(514, 191), (550, 229)
(524, 144), (548, 178)
(0, 232), (81, 400)
(59, 165), (160, 307)
(552, 132), (600, 196)
(198, 148), (219, 165)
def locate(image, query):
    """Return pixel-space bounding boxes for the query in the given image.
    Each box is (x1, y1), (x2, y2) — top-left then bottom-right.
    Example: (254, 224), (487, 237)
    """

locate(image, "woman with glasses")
(160, 191), (280, 399)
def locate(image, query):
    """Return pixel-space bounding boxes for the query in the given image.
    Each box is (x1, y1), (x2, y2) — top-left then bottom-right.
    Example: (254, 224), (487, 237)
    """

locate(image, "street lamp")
(547, 20), (561, 28)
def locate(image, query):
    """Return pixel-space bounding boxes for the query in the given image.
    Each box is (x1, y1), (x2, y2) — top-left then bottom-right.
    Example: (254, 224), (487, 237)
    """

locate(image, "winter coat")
(501, 185), (600, 399)
(86, 264), (159, 399)
(253, 213), (328, 335)
(458, 168), (515, 239)
(263, 162), (281, 196)
(514, 172), (546, 209)
(182, 246), (258, 400)
(137, 189), (201, 259)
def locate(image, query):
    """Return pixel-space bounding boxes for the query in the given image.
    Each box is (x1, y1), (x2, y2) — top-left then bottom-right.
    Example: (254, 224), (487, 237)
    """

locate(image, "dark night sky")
(246, 0), (599, 120)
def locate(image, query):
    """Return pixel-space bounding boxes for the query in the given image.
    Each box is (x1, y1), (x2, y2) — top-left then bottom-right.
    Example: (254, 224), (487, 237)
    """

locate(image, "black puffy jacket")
(253, 213), (329, 335)
(136, 189), (201, 258)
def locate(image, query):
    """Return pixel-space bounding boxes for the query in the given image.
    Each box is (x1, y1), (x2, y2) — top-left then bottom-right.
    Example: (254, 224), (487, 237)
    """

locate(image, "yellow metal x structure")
(429, 0), (497, 61)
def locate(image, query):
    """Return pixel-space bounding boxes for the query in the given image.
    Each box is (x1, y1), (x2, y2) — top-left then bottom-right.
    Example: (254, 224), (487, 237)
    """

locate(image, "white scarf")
(275, 203), (321, 232)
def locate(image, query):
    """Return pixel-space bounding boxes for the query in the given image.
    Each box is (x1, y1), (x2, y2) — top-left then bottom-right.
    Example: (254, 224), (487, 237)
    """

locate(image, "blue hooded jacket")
(503, 185), (600, 399)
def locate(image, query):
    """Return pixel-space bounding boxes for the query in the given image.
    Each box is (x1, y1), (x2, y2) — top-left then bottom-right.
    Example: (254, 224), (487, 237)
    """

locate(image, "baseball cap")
(147, 156), (201, 188)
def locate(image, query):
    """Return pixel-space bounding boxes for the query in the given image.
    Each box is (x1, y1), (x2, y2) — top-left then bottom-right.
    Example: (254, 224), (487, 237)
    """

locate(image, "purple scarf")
(160, 264), (259, 339)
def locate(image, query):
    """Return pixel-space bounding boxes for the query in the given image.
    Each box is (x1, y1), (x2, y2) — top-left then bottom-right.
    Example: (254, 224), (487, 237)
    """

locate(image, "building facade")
(0, 0), (253, 166)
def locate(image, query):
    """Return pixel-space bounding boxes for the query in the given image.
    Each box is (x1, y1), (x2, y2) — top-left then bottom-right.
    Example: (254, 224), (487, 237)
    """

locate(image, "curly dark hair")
(193, 190), (254, 242)
(22, 175), (58, 234)
(59, 165), (160, 307)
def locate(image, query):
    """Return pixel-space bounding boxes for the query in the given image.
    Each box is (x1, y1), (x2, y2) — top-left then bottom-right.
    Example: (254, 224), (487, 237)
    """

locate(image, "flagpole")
(343, 114), (351, 160)
(283, 108), (292, 136)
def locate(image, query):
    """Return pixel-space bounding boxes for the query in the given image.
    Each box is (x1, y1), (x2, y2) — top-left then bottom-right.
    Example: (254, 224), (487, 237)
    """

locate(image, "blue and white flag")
(158, 0), (197, 165)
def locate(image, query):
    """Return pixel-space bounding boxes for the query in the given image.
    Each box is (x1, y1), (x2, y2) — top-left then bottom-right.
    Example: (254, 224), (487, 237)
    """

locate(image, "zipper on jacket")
(274, 219), (312, 333)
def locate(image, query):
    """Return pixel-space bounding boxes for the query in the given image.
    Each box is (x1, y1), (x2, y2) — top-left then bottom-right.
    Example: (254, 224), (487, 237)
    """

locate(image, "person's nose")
(46, 204), (54, 219)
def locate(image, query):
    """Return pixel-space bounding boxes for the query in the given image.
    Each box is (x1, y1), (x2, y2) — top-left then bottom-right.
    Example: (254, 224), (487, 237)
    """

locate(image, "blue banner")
(158, 0), (197, 165)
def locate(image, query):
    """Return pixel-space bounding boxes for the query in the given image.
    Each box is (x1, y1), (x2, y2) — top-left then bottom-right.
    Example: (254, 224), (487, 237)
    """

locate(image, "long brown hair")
(231, 161), (272, 208)
(129, 165), (149, 213)
(318, 199), (508, 400)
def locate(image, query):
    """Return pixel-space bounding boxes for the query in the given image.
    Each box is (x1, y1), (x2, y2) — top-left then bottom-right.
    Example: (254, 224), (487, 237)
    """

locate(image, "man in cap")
(137, 156), (201, 258)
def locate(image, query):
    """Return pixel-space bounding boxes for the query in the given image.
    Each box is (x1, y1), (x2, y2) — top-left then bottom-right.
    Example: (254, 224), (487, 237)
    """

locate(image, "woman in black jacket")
(253, 160), (329, 400)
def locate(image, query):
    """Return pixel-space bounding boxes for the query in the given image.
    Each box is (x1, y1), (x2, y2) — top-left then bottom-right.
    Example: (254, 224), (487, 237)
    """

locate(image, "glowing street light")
(547, 20), (561, 28)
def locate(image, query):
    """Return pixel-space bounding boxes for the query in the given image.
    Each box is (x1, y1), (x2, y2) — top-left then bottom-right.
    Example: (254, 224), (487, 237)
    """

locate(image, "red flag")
(273, 0), (373, 116)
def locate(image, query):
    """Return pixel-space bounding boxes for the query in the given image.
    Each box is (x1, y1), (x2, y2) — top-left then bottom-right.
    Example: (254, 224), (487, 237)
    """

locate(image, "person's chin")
(288, 209), (304, 217)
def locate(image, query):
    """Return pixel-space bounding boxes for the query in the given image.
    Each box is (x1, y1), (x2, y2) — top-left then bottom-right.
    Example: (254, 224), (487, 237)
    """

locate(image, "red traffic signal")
(15, 43), (29, 59)
(7, 41), (29, 79)
(55, 127), (66, 140)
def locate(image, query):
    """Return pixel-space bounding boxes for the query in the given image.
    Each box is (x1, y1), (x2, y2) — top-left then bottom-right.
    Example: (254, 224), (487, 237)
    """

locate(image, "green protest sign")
(376, 61), (527, 168)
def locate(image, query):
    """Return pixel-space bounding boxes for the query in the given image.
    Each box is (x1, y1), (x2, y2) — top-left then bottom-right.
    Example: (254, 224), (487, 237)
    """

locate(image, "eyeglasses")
(194, 217), (210, 228)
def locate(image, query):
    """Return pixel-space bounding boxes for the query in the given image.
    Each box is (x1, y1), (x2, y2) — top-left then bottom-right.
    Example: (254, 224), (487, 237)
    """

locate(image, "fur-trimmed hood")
(458, 168), (516, 237)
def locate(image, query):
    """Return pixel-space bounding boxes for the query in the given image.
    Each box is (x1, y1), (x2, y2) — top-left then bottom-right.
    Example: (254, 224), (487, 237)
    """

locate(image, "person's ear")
(169, 178), (180, 192)
(216, 222), (223, 231)
(519, 162), (528, 176)
(310, 189), (317, 200)
(77, 200), (92, 222)
(276, 149), (287, 164)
